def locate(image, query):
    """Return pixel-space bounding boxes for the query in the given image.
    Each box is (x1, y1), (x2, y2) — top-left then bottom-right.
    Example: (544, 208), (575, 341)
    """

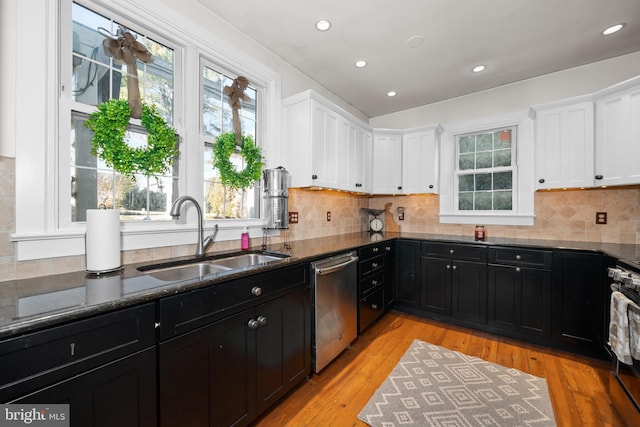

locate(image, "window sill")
(439, 213), (535, 226)
(12, 220), (270, 261)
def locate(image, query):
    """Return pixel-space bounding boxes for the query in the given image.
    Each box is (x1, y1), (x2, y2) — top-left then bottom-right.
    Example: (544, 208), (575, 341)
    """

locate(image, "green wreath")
(213, 132), (263, 189)
(85, 99), (179, 179)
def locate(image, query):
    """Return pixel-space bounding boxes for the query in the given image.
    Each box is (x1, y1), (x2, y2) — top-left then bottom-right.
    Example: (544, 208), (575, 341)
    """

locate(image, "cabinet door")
(534, 100), (594, 189)
(14, 349), (157, 427)
(256, 290), (310, 414)
(372, 133), (403, 194)
(395, 240), (421, 308)
(160, 309), (256, 427)
(402, 128), (440, 194)
(311, 102), (340, 188)
(421, 256), (451, 315)
(552, 251), (604, 349)
(488, 265), (551, 337)
(595, 84), (640, 186)
(452, 260), (487, 323)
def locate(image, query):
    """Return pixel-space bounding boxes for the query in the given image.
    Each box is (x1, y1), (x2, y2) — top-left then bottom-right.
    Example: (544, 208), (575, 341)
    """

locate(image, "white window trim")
(439, 111), (535, 226)
(11, 0), (282, 261)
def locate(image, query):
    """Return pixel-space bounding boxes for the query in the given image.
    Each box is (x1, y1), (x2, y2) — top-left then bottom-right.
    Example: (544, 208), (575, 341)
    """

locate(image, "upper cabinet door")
(532, 98), (594, 190)
(402, 125), (442, 194)
(371, 133), (402, 194)
(594, 78), (640, 187)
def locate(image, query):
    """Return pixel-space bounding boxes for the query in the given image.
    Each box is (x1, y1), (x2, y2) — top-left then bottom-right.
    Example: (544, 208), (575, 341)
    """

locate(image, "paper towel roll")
(86, 209), (121, 273)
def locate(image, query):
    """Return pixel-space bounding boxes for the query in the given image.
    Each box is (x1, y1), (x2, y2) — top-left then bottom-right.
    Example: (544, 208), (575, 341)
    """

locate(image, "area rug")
(358, 339), (556, 426)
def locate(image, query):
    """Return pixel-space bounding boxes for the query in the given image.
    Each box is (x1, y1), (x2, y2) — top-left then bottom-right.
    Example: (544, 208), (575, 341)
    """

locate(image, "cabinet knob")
(372, 262), (378, 268)
(371, 304), (378, 310)
(248, 319), (259, 330)
(452, 265), (457, 270)
(312, 174), (318, 180)
(372, 280), (378, 286)
(429, 184), (434, 189)
(446, 264), (451, 269)
(373, 247), (379, 253)
(257, 315), (267, 326)
(449, 249), (454, 254)
(251, 286), (263, 297)
(538, 178), (545, 183)
(397, 186), (402, 190)
(595, 175), (603, 180)
(516, 267), (521, 272)
(385, 246), (391, 252)
(515, 254), (522, 260)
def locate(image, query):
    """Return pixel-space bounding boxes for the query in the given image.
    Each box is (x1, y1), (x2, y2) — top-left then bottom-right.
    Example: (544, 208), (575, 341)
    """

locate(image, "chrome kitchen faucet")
(170, 196), (218, 257)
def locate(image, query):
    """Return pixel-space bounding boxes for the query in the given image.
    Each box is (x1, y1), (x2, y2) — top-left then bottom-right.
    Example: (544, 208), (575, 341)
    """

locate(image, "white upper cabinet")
(339, 119), (372, 192)
(371, 132), (402, 194)
(532, 96), (594, 190)
(402, 125), (442, 194)
(594, 76), (640, 187)
(282, 91), (341, 188)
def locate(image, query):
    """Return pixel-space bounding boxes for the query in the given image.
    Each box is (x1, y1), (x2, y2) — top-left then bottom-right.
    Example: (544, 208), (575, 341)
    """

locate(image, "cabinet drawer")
(360, 270), (384, 295)
(422, 242), (487, 262)
(0, 303), (155, 402)
(489, 247), (552, 269)
(359, 255), (385, 276)
(159, 264), (308, 340)
(359, 242), (393, 260)
(359, 286), (384, 333)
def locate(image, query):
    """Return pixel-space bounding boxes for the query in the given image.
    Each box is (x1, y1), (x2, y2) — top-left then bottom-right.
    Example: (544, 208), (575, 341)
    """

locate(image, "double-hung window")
(69, 2), (178, 223)
(201, 64), (260, 220)
(455, 126), (516, 211)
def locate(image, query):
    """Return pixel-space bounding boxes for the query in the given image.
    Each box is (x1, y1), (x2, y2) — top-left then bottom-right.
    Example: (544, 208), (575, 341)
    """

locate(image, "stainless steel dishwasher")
(311, 251), (359, 373)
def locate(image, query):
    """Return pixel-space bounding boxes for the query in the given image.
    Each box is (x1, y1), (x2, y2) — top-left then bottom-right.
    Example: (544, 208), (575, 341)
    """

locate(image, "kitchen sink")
(137, 251), (290, 282)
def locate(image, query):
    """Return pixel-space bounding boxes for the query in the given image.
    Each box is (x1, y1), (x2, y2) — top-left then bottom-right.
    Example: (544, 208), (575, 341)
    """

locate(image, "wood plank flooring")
(253, 310), (627, 426)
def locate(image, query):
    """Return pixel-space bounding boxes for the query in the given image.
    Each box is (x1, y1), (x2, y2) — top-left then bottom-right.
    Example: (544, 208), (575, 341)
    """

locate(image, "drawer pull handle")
(251, 286), (263, 297)
(371, 304), (378, 309)
(515, 255), (522, 260)
(70, 343), (76, 356)
(385, 246), (391, 251)
(372, 280), (378, 286)
(373, 247), (379, 253)
(372, 262), (378, 268)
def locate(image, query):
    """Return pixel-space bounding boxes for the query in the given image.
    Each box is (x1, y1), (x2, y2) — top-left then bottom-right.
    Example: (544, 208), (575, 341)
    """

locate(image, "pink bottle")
(241, 227), (250, 250)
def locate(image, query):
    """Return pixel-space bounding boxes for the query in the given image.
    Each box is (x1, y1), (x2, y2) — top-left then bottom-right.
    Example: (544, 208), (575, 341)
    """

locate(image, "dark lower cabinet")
(394, 240), (421, 308)
(13, 348), (157, 427)
(160, 288), (310, 427)
(421, 242), (487, 323)
(357, 241), (395, 333)
(488, 264), (552, 337)
(551, 250), (604, 350)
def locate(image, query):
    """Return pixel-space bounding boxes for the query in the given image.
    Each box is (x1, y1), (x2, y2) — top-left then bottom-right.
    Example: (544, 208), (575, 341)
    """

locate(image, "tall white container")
(85, 209), (121, 273)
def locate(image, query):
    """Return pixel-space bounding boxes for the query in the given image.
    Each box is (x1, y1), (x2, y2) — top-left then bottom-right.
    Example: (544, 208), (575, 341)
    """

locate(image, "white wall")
(370, 51), (640, 129)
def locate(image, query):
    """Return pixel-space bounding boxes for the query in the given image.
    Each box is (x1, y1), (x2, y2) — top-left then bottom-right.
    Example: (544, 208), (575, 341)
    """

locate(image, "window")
(201, 64), (260, 220)
(455, 126), (516, 211)
(70, 2), (178, 222)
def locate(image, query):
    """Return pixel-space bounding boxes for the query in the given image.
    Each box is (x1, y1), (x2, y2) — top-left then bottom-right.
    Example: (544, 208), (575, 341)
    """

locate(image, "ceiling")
(196, 0), (640, 118)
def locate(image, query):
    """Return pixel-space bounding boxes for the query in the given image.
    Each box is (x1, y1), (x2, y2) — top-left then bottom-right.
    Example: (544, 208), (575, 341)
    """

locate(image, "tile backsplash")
(1, 155), (639, 279)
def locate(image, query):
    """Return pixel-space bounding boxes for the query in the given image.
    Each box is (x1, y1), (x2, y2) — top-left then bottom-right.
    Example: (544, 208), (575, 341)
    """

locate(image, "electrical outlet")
(596, 212), (607, 224)
(288, 212), (299, 224)
(326, 211), (331, 221)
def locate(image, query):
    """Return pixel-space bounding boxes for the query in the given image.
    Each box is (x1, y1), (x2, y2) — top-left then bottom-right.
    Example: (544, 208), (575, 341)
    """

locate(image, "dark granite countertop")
(1, 231), (638, 339)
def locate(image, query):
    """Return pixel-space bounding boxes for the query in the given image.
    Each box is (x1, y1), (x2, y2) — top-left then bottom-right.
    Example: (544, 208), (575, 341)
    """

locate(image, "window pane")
(458, 175), (474, 191)
(459, 136), (475, 153)
(459, 193), (473, 210)
(494, 149), (511, 167)
(476, 133), (492, 151)
(459, 153), (475, 170)
(493, 171), (512, 190)
(475, 192), (492, 210)
(475, 173), (492, 191)
(475, 151), (492, 169)
(493, 190), (512, 210)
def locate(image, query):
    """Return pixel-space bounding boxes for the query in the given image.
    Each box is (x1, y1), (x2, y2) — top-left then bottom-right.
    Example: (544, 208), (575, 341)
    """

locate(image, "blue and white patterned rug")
(358, 339), (556, 426)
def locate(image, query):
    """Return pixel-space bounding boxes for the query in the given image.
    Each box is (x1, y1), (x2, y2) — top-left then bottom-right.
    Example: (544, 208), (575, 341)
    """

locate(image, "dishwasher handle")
(315, 255), (359, 276)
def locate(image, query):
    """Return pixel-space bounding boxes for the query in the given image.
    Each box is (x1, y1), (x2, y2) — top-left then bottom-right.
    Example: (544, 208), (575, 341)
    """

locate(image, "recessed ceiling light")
(355, 60), (368, 68)
(602, 23), (625, 35)
(472, 64), (486, 73)
(406, 36), (425, 48)
(387, 91), (397, 97)
(315, 19), (331, 31)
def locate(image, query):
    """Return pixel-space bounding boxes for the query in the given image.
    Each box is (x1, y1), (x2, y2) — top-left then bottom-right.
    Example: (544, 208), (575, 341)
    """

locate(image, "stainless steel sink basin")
(144, 262), (232, 282)
(137, 251), (290, 282)
(209, 253), (286, 270)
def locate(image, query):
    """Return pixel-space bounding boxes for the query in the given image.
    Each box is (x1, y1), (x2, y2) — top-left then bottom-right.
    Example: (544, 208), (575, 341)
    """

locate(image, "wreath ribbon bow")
(100, 26), (154, 119)
(224, 76), (250, 147)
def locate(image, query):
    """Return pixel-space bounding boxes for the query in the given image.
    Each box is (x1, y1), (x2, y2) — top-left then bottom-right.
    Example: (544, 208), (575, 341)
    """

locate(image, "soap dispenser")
(241, 227), (250, 250)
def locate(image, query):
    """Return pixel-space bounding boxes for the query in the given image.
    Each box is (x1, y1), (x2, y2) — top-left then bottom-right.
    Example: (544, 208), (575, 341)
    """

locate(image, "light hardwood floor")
(253, 310), (627, 426)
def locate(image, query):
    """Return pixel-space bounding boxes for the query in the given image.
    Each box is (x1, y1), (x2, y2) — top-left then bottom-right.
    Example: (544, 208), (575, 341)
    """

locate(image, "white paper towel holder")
(85, 206), (123, 275)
